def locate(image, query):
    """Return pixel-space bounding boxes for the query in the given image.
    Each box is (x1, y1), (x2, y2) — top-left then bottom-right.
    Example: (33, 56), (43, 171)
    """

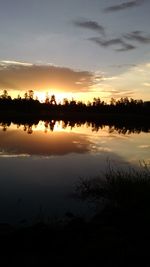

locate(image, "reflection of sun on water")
(0, 120), (112, 135)
(0, 121), (69, 133)
(24, 121), (73, 133)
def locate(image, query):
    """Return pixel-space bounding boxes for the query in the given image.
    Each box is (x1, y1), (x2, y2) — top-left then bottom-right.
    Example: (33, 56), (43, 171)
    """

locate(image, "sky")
(0, 0), (150, 102)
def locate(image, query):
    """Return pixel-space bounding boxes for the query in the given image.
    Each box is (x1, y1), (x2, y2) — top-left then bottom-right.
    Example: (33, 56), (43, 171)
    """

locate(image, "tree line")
(0, 89), (150, 115)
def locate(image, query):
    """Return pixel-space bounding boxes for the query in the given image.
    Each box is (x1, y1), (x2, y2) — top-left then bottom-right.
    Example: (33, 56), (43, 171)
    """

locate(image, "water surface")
(0, 120), (149, 224)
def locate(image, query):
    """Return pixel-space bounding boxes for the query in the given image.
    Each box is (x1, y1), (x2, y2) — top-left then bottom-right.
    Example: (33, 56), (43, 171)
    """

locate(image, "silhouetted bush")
(76, 163), (150, 211)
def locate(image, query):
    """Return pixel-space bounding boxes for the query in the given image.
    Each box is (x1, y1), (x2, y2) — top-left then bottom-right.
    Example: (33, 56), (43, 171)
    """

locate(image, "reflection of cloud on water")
(0, 153), (30, 158)
(0, 122), (150, 165)
(0, 140), (143, 223)
(90, 145), (112, 153)
(138, 145), (150, 149)
(98, 147), (112, 152)
(0, 130), (92, 156)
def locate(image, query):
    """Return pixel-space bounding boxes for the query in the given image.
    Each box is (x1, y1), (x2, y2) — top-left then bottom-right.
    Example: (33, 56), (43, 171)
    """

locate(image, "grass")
(76, 162), (150, 212)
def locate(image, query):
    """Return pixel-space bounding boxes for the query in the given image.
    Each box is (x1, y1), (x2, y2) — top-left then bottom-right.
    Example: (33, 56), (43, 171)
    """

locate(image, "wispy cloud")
(0, 61), (97, 92)
(123, 31), (150, 44)
(89, 37), (123, 47)
(104, 0), (143, 13)
(116, 42), (136, 51)
(87, 30), (150, 52)
(100, 62), (150, 100)
(108, 64), (136, 69)
(143, 82), (150, 87)
(103, 87), (135, 99)
(88, 37), (136, 51)
(110, 90), (135, 98)
(73, 19), (105, 35)
(73, 16), (150, 53)
(0, 60), (32, 66)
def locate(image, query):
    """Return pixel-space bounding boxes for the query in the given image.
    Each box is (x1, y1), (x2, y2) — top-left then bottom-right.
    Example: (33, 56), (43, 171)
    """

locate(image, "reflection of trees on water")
(44, 120), (56, 132)
(50, 120), (56, 131)
(23, 124), (33, 134)
(0, 119), (150, 135)
(0, 122), (11, 131)
(44, 121), (49, 133)
(108, 125), (150, 135)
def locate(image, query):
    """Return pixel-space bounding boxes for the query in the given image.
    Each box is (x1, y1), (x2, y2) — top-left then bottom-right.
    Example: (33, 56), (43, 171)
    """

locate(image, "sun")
(34, 91), (74, 104)
(34, 91), (46, 103)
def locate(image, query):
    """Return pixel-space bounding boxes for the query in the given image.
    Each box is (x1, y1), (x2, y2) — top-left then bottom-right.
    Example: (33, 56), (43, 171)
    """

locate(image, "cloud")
(123, 31), (150, 44)
(110, 90), (135, 98)
(101, 86), (135, 99)
(88, 30), (150, 52)
(143, 82), (150, 87)
(89, 37), (123, 47)
(116, 42), (136, 51)
(0, 61), (97, 93)
(73, 19), (105, 35)
(0, 60), (32, 66)
(108, 64), (136, 69)
(104, 0), (143, 12)
(88, 37), (136, 51)
(100, 62), (150, 100)
(73, 18), (150, 52)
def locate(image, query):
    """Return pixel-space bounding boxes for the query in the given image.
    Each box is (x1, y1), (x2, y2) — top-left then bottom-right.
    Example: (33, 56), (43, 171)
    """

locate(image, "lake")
(0, 120), (150, 224)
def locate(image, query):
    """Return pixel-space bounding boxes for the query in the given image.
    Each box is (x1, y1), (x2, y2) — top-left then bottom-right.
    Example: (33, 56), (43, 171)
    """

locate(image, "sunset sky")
(0, 0), (150, 102)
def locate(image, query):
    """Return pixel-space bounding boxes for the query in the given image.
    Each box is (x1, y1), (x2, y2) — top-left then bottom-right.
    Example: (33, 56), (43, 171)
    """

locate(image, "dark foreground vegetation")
(1, 165), (150, 266)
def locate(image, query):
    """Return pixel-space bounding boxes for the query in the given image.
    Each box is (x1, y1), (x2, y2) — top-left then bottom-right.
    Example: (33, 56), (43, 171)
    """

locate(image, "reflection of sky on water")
(0, 122), (150, 164)
(0, 130), (92, 156)
(0, 152), (129, 224)
(0, 122), (150, 223)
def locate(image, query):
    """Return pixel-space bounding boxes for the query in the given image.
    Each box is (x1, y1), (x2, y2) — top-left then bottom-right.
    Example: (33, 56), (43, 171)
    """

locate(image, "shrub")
(76, 162), (150, 211)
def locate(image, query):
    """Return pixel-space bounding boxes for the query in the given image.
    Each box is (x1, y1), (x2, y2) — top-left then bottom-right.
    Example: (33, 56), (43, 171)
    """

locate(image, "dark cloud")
(73, 18), (149, 52)
(116, 42), (136, 51)
(0, 61), (96, 92)
(104, 0), (143, 12)
(88, 30), (150, 52)
(88, 37), (136, 51)
(73, 19), (105, 35)
(123, 31), (150, 44)
(89, 37), (123, 47)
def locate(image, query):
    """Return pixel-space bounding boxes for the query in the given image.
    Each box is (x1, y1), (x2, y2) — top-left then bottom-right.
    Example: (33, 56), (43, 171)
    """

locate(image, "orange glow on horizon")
(0, 88), (112, 104)
(0, 61), (150, 102)
(34, 91), (75, 104)
(35, 91), (110, 104)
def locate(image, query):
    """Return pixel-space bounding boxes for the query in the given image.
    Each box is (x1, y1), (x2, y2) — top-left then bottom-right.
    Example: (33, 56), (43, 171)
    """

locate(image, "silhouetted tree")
(24, 92), (28, 100)
(50, 95), (57, 105)
(63, 98), (69, 106)
(1, 90), (11, 100)
(110, 98), (116, 106)
(45, 94), (50, 104)
(28, 90), (34, 100)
